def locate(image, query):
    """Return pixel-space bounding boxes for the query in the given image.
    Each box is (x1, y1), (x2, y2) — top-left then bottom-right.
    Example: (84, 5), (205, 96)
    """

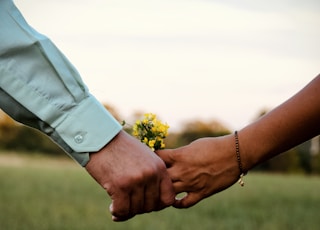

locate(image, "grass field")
(1, 153), (320, 230)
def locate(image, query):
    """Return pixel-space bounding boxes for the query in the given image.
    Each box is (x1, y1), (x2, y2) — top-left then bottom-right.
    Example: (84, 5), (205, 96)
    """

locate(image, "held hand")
(85, 130), (175, 221)
(156, 135), (240, 208)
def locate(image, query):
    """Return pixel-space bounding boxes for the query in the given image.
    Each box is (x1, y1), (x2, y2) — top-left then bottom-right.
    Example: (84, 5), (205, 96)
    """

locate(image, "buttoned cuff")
(54, 95), (122, 166)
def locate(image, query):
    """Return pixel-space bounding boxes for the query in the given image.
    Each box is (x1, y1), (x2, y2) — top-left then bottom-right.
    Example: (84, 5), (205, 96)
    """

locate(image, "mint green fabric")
(0, 0), (122, 166)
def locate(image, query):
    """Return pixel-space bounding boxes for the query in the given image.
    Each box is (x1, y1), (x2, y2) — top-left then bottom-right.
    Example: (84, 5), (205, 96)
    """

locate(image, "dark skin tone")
(86, 130), (175, 221)
(157, 75), (320, 208)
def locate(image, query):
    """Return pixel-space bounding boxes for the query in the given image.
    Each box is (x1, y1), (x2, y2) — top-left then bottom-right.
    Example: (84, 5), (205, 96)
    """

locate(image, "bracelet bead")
(234, 131), (247, 186)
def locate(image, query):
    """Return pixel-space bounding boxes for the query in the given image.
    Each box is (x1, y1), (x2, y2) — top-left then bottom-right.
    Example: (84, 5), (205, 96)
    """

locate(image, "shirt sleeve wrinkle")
(0, 0), (122, 166)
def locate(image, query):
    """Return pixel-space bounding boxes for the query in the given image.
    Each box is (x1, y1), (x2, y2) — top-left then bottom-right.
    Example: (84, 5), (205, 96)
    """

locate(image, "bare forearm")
(157, 75), (319, 209)
(239, 75), (320, 171)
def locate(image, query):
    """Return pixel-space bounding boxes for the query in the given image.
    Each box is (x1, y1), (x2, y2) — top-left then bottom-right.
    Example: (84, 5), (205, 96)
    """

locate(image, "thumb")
(155, 149), (175, 167)
(173, 192), (203, 209)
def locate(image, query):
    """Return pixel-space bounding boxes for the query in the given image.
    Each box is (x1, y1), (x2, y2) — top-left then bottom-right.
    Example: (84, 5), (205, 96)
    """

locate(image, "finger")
(155, 149), (175, 167)
(109, 193), (131, 221)
(142, 165), (175, 212)
(157, 171), (176, 210)
(111, 208), (135, 222)
(173, 192), (203, 209)
(130, 185), (146, 215)
(109, 203), (125, 222)
(171, 180), (190, 194)
(142, 179), (160, 213)
(112, 214), (135, 222)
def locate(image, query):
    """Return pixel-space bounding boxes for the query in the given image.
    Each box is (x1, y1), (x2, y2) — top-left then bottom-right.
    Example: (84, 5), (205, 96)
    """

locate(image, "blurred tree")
(255, 148), (303, 173)
(103, 103), (122, 122)
(172, 119), (231, 147)
(310, 136), (320, 174)
(0, 110), (64, 155)
(296, 140), (312, 174)
(0, 110), (19, 147)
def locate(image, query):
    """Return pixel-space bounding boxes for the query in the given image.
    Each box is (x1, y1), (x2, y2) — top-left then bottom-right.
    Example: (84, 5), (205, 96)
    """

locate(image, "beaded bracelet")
(234, 131), (247, 186)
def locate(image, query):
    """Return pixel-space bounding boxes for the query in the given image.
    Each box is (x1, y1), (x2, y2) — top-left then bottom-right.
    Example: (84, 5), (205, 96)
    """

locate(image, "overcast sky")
(14, 0), (320, 131)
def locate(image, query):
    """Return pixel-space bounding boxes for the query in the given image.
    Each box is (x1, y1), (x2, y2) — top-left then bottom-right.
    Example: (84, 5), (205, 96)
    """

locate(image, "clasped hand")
(156, 135), (240, 208)
(85, 130), (175, 221)
(86, 132), (241, 221)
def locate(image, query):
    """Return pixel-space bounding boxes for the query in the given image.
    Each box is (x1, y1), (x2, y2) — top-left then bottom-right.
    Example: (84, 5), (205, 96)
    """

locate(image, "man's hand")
(85, 130), (175, 221)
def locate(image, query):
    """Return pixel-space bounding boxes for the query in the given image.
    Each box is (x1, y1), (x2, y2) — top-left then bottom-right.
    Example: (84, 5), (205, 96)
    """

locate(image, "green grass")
(1, 153), (320, 230)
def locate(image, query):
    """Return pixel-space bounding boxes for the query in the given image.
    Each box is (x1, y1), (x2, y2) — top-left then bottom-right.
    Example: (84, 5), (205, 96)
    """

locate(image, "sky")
(14, 0), (320, 131)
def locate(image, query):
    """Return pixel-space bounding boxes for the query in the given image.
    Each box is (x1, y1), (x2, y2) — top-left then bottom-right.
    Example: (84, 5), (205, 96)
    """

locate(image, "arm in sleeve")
(0, 0), (122, 166)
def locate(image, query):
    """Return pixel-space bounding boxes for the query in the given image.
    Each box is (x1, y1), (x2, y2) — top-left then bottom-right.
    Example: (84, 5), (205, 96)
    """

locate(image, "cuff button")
(74, 134), (84, 144)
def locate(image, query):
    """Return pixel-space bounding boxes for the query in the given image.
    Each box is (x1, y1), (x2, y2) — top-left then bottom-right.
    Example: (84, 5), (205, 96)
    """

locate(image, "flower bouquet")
(131, 113), (169, 151)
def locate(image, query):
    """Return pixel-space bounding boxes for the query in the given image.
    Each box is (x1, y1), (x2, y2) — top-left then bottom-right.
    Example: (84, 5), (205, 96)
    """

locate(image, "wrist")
(237, 125), (273, 172)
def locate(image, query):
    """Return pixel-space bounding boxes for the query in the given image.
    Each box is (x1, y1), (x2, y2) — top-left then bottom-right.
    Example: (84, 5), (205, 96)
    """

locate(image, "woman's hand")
(156, 135), (240, 208)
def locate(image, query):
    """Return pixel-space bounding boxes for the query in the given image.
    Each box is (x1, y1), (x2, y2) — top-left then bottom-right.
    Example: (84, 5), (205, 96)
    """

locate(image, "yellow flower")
(148, 140), (156, 148)
(132, 113), (169, 151)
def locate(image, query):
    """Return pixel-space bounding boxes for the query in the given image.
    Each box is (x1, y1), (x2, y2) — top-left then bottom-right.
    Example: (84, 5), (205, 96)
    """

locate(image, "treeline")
(0, 111), (64, 155)
(0, 106), (319, 174)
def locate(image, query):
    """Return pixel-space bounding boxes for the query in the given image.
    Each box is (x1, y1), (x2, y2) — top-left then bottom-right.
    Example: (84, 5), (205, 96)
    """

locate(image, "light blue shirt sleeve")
(0, 0), (122, 166)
